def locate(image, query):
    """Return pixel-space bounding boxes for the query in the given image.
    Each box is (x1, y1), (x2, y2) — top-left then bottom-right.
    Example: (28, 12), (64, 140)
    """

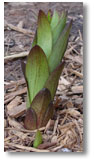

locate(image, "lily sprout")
(22, 10), (72, 130)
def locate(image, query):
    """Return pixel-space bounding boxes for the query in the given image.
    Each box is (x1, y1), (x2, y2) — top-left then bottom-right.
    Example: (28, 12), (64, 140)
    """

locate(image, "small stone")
(57, 148), (72, 152)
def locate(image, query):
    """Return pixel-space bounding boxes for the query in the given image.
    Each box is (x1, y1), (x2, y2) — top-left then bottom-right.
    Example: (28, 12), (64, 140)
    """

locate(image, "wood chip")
(78, 30), (83, 41)
(44, 119), (54, 133)
(5, 20), (34, 36)
(71, 85), (83, 94)
(8, 102), (26, 118)
(4, 119), (7, 128)
(7, 96), (22, 111)
(51, 145), (64, 152)
(52, 116), (59, 135)
(8, 117), (24, 130)
(51, 136), (58, 143)
(69, 69), (83, 78)
(65, 45), (77, 56)
(5, 87), (27, 100)
(5, 142), (50, 152)
(17, 21), (24, 28)
(65, 55), (83, 65)
(5, 126), (46, 133)
(4, 51), (29, 60)
(38, 142), (57, 149)
(75, 98), (83, 105)
(66, 101), (74, 108)
(4, 135), (15, 142)
(4, 95), (15, 105)
(9, 130), (30, 140)
(59, 76), (70, 85)
(59, 108), (82, 118)
(73, 120), (83, 141)
(4, 78), (26, 89)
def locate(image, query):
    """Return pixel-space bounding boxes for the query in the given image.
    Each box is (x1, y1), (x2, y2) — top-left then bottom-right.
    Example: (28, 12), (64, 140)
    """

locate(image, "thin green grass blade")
(48, 20), (72, 72)
(25, 45), (49, 103)
(45, 61), (65, 100)
(37, 10), (52, 59)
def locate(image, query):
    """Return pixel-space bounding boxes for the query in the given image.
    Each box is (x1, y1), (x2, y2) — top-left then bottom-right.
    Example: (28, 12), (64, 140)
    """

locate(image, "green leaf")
(32, 31), (37, 48)
(31, 88), (51, 128)
(52, 11), (67, 45)
(33, 130), (42, 148)
(47, 10), (52, 23)
(21, 61), (31, 108)
(48, 20), (72, 72)
(26, 90), (31, 109)
(24, 107), (37, 130)
(50, 10), (59, 31)
(25, 45), (49, 103)
(37, 10), (52, 59)
(45, 62), (65, 100)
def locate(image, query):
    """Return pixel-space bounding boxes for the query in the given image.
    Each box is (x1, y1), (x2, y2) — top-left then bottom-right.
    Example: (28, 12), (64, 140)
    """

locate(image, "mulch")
(4, 2), (83, 152)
